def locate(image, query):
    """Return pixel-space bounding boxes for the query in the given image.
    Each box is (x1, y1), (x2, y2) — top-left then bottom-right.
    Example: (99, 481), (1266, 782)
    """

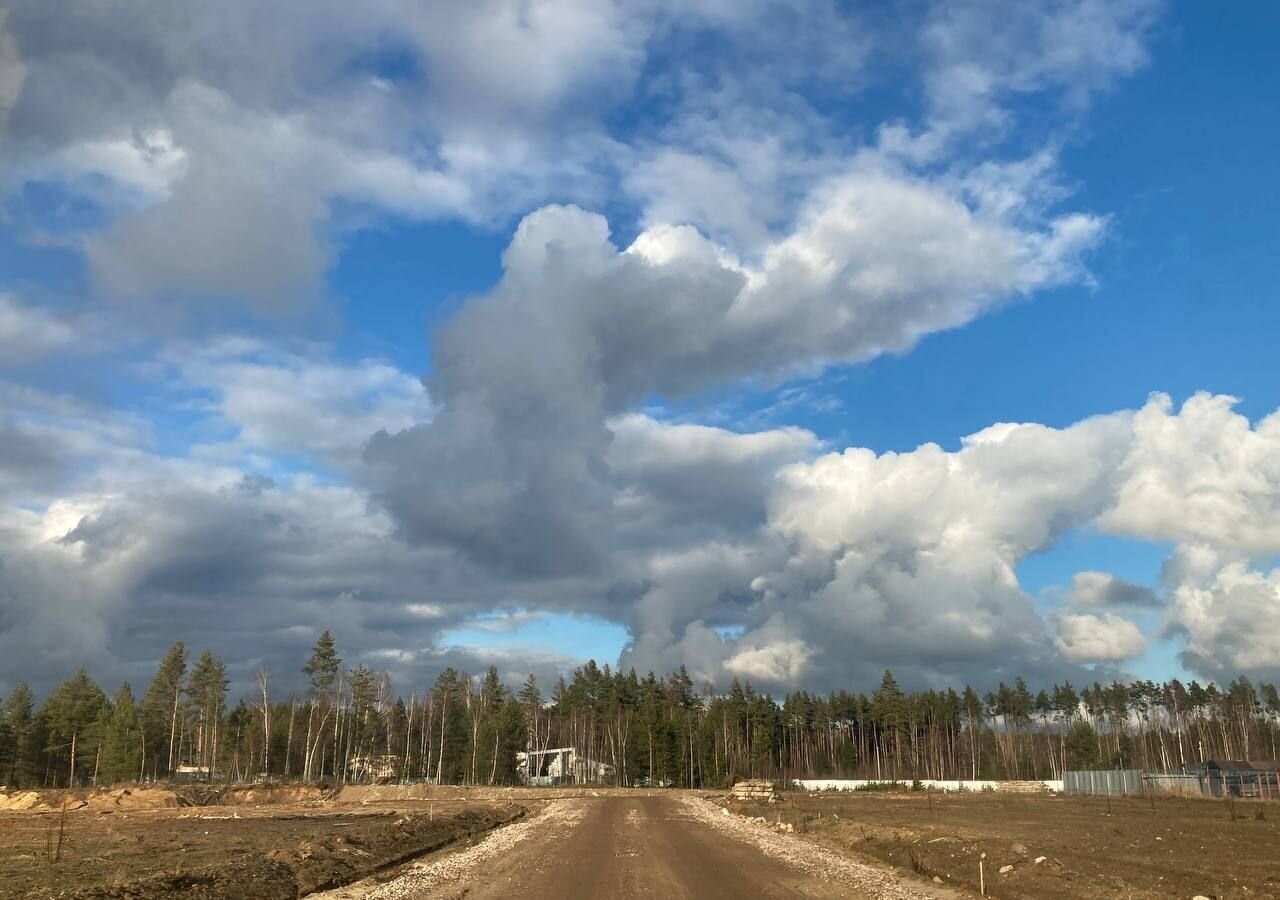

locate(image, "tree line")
(2, 633), (1278, 789)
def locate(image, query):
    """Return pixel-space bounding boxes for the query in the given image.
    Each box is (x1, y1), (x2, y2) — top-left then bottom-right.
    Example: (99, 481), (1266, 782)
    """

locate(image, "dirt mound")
(0, 791), (47, 811)
(67, 858), (295, 900)
(222, 784), (339, 806)
(0, 787), (182, 813)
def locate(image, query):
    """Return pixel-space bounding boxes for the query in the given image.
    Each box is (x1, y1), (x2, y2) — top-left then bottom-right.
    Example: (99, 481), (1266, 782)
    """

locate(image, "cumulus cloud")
(366, 181), (1103, 577)
(20, 1), (1271, 699)
(1168, 561), (1280, 681)
(5, 357), (1280, 696)
(1054, 611), (1147, 662)
(1101, 392), (1280, 556)
(1069, 570), (1159, 608)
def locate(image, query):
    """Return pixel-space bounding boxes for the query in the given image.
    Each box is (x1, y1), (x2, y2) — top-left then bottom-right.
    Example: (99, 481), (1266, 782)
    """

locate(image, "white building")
(516, 747), (614, 786)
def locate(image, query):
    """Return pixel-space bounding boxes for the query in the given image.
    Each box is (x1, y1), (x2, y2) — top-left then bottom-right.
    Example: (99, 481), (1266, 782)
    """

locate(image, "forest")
(2, 631), (1278, 790)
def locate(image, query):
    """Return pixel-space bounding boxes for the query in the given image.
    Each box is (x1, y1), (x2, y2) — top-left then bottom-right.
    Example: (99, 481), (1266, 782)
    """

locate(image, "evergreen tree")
(1066, 719), (1102, 769)
(140, 642), (187, 777)
(100, 683), (144, 784)
(40, 668), (108, 787)
(493, 698), (527, 784)
(2, 682), (35, 786)
(431, 668), (467, 784)
(303, 631), (342, 698)
(186, 651), (228, 775)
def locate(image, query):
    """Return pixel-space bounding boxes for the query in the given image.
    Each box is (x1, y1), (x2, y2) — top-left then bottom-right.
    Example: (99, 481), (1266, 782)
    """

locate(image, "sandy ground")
(317, 795), (962, 900)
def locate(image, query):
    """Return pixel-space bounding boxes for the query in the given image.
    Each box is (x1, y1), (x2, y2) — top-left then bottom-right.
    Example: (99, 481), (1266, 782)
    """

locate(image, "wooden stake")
(979, 853), (986, 896)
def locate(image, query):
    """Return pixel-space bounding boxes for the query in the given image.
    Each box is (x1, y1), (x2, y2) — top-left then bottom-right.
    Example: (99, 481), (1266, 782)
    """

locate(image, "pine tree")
(100, 683), (144, 784)
(40, 668), (108, 787)
(494, 698), (527, 784)
(431, 668), (466, 784)
(140, 642), (187, 777)
(871, 671), (905, 779)
(1, 683), (36, 786)
(303, 631), (341, 698)
(185, 651), (228, 777)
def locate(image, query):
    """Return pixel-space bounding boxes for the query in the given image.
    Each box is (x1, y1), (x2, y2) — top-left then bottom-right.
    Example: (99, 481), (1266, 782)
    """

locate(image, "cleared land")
(735, 789), (1280, 900)
(0, 786), (524, 900)
(2, 784), (1277, 899)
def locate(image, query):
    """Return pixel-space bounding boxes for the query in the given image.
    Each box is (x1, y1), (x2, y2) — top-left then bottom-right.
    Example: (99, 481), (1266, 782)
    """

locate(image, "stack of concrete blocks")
(731, 779), (777, 803)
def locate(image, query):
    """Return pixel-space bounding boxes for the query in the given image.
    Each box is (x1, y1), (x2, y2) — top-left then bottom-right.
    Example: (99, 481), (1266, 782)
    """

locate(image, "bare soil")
(337, 795), (957, 900)
(0, 789), (523, 900)
(737, 789), (1280, 899)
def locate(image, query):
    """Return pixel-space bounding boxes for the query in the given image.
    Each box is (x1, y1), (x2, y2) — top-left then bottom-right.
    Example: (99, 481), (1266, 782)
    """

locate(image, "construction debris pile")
(731, 780), (777, 803)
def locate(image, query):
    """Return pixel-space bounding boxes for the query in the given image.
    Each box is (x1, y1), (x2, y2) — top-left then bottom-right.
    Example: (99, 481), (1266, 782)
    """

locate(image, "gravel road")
(336, 795), (960, 900)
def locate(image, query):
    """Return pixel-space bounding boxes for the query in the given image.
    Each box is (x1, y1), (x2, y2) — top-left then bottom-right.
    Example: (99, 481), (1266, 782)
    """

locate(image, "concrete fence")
(794, 778), (1063, 794)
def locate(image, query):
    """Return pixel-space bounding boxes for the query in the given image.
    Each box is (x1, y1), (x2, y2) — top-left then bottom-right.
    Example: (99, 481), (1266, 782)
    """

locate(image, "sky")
(1, 1), (1278, 699)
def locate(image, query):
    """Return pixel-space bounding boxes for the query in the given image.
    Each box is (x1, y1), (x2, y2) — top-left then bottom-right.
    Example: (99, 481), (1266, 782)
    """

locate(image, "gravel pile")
(681, 798), (939, 900)
(366, 801), (585, 900)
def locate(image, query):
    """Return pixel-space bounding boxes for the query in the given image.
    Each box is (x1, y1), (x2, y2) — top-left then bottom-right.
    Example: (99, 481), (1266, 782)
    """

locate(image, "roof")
(1194, 760), (1280, 771)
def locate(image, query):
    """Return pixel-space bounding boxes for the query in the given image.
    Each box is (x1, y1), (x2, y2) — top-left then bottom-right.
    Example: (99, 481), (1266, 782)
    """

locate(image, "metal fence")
(1062, 769), (1143, 796)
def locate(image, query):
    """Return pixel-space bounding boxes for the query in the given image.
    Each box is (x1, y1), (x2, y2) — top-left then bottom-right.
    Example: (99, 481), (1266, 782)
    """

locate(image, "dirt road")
(338, 795), (951, 900)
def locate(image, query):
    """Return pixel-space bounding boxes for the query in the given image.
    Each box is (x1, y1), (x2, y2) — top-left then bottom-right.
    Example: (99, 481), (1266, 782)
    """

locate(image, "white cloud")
(1055, 611), (1147, 662)
(164, 337), (433, 470)
(921, 0), (1161, 134)
(0, 295), (75, 364)
(724, 636), (813, 683)
(1101, 392), (1280, 556)
(1168, 561), (1280, 679)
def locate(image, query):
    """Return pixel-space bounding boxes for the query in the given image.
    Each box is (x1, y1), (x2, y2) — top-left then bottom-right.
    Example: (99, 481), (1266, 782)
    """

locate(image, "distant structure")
(172, 764), (212, 782)
(516, 748), (614, 786)
(1191, 760), (1280, 798)
(348, 754), (400, 782)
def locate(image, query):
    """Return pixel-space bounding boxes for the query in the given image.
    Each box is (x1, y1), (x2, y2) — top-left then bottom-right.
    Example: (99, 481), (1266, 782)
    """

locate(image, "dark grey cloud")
(1068, 570), (1160, 608)
(367, 193), (1100, 577)
(0, 422), (65, 499)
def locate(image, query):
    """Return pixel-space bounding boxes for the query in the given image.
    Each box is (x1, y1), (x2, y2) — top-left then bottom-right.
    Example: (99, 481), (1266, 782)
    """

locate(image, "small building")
(1190, 760), (1280, 799)
(516, 748), (614, 786)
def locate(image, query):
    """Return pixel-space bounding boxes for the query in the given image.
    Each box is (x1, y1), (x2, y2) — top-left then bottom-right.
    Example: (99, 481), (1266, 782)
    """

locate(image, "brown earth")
(327, 794), (963, 900)
(737, 789), (1280, 899)
(8, 785), (1275, 899)
(0, 792), (523, 900)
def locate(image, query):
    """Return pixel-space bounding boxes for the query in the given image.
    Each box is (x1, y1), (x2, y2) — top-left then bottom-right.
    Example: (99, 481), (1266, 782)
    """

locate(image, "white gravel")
(680, 798), (940, 900)
(364, 800), (586, 899)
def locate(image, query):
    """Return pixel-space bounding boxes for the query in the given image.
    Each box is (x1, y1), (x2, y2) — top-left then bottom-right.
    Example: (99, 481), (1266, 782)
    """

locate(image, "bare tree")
(255, 665), (271, 778)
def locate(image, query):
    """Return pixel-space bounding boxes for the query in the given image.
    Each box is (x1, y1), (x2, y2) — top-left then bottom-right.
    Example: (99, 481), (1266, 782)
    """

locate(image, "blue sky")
(1, 0), (1278, 696)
